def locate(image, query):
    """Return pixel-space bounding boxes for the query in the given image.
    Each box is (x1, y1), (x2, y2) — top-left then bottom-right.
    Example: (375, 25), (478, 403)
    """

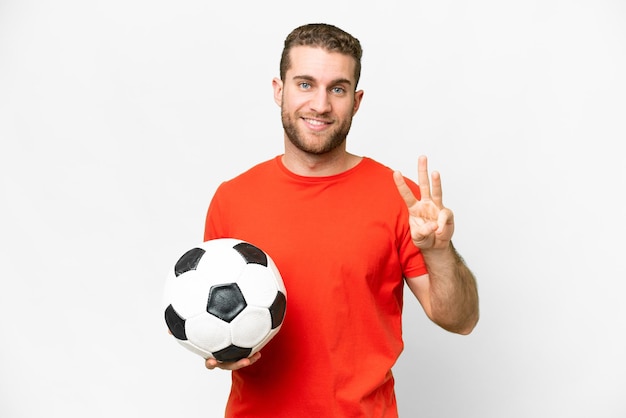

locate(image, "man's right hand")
(205, 351), (262, 371)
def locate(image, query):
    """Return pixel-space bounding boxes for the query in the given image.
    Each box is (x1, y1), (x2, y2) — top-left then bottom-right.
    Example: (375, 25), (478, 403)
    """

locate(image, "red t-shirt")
(204, 156), (428, 417)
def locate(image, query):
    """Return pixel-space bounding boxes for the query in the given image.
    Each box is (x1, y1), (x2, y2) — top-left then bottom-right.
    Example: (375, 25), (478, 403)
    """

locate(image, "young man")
(203, 23), (479, 417)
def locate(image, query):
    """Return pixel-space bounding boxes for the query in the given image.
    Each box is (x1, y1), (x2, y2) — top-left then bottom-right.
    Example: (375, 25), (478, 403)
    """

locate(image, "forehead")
(286, 46), (357, 85)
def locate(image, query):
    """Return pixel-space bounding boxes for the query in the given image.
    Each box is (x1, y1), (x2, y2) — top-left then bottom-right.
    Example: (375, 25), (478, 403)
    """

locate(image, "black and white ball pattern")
(164, 238), (287, 362)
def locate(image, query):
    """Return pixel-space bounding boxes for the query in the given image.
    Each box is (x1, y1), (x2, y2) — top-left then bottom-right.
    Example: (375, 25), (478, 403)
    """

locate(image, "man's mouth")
(302, 117), (331, 129)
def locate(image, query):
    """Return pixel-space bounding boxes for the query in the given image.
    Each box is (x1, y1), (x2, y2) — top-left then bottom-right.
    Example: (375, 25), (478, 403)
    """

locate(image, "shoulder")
(360, 157), (390, 172)
(233, 156), (279, 179)
(218, 156), (280, 189)
(359, 158), (419, 192)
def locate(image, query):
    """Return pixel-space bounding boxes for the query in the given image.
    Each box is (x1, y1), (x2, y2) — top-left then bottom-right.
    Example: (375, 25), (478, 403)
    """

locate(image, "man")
(203, 23), (479, 417)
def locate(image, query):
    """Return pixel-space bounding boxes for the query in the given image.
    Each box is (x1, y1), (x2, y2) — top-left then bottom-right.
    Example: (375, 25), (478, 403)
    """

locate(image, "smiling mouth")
(302, 117), (331, 127)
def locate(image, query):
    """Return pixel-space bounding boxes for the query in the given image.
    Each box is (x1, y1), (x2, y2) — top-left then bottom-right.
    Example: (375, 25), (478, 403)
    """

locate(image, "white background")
(1, 1), (625, 417)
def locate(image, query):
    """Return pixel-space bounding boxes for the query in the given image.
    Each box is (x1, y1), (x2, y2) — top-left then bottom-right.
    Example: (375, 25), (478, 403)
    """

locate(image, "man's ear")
(272, 78), (283, 107)
(352, 89), (364, 116)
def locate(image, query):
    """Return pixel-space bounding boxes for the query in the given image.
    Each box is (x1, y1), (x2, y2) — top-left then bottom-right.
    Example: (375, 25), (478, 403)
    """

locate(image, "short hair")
(279, 23), (363, 88)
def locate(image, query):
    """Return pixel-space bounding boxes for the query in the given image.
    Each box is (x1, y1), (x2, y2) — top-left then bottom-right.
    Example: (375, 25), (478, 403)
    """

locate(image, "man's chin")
(287, 136), (345, 155)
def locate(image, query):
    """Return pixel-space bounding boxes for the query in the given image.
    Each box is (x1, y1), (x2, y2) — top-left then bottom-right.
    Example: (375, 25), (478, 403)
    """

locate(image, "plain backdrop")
(1, 1), (625, 417)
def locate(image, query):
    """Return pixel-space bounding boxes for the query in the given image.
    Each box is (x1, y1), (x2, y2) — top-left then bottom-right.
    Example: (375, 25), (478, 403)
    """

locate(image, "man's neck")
(281, 144), (362, 177)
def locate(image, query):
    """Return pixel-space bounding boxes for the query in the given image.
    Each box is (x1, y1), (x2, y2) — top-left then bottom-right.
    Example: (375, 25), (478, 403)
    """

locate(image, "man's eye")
(299, 82), (311, 89)
(332, 87), (346, 94)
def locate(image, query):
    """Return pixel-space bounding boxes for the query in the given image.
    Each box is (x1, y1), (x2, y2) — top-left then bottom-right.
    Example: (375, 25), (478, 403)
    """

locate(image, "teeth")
(305, 119), (326, 126)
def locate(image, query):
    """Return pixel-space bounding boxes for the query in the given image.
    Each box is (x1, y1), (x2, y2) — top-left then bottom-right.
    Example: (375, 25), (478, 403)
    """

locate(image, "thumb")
(393, 171), (417, 208)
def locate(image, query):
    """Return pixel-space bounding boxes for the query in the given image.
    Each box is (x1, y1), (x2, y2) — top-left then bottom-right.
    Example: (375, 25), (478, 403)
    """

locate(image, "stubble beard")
(281, 108), (353, 155)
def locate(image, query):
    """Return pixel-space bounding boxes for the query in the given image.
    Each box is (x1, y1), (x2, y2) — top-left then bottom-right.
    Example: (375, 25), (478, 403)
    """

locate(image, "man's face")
(273, 46), (364, 155)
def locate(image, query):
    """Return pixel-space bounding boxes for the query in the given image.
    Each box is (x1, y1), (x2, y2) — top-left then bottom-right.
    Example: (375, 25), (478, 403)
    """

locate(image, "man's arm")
(405, 243), (479, 334)
(394, 155), (479, 334)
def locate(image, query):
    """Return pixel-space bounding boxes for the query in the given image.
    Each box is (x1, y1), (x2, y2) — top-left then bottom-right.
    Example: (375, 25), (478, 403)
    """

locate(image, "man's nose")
(309, 89), (331, 114)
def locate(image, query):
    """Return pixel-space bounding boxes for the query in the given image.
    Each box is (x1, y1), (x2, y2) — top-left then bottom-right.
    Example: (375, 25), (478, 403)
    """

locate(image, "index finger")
(418, 155), (431, 201)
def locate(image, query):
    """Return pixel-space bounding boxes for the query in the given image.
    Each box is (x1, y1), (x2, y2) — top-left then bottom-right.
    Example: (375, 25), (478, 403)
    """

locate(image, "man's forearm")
(422, 243), (479, 334)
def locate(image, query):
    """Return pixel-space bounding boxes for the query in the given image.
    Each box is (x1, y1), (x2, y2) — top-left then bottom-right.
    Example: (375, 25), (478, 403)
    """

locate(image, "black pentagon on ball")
(164, 304), (187, 340)
(269, 291), (287, 329)
(213, 344), (253, 362)
(233, 242), (268, 266)
(207, 283), (247, 322)
(174, 247), (205, 277)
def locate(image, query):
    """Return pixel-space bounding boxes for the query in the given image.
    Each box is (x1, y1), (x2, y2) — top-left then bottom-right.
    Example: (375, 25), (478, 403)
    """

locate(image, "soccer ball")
(163, 238), (287, 362)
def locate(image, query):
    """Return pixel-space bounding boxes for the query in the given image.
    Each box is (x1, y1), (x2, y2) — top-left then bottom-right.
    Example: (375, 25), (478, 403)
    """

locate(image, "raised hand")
(393, 155), (455, 251)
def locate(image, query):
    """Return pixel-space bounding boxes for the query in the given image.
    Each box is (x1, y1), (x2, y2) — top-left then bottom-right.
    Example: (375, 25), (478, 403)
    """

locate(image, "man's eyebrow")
(292, 75), (354, 87)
